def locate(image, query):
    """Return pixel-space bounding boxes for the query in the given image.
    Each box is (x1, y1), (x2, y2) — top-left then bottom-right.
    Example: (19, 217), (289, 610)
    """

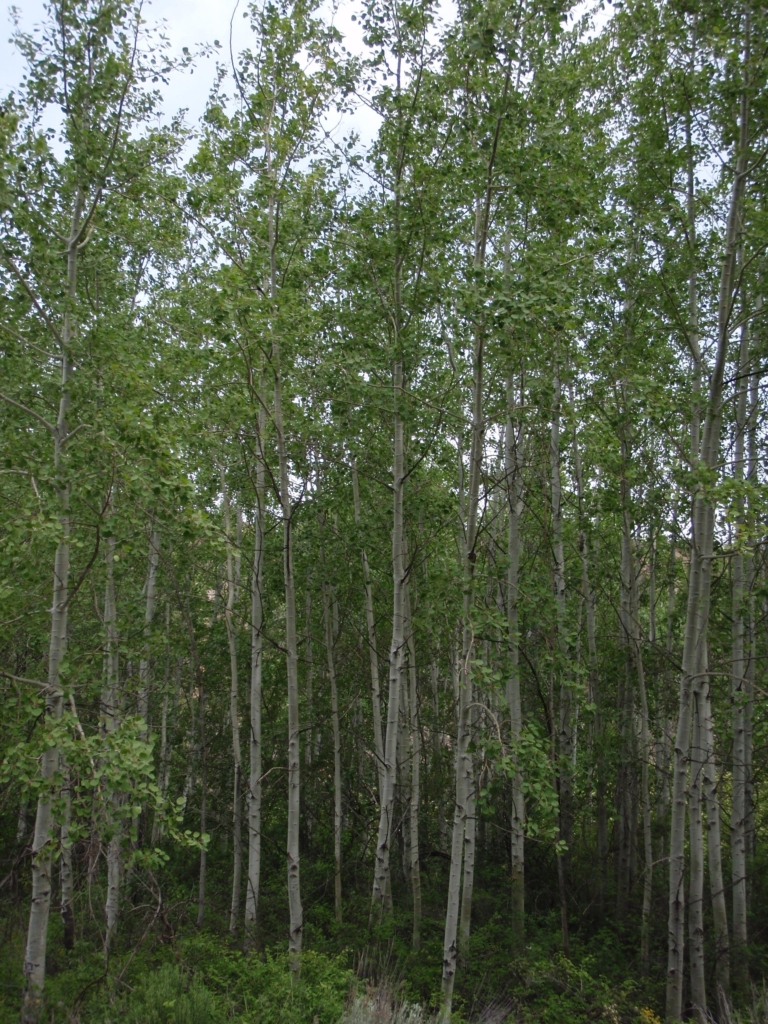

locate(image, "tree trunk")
(22, 193), (82, 1024)
(103, 528), (121, 954)
(370, 359), (405, 925)
(138, 529), (161, 733)
(688, 696), (707, 1024)
(731, 320), (751, 994)
(246, 428), (266, 948)
(404, 567), (422, 948)
(352, 459), (385, 802)
(197, 680), (207, 929)
(222, 483), (243, 938)
(666, 18), (750, 1014)
(550, 361), (571, 956)
(701, 678), (730, 1001)
(441, 197), (486, 1018)
(323, 581), (343, 923)
(506, 378), (526, 945)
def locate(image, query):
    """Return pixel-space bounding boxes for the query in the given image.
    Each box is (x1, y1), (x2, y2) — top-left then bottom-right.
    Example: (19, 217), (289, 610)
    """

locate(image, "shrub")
(120, 963), (221, 1024)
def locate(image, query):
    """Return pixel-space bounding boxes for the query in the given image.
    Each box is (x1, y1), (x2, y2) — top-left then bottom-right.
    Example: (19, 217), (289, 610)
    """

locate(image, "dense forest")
(1, 0), (767, 1022)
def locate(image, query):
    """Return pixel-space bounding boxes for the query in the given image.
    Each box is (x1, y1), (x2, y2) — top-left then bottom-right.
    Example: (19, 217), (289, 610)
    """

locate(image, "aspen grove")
(1, 0), (768, 1022)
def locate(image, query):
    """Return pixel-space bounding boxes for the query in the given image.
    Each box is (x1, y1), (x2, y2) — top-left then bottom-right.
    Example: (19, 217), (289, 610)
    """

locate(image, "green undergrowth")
(0, 929), (671, 1024)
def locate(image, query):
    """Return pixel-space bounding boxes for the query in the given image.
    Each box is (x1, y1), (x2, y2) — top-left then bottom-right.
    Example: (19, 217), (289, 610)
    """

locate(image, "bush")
(119, 963), (221, 1024)
(178, 936), (354, 1024)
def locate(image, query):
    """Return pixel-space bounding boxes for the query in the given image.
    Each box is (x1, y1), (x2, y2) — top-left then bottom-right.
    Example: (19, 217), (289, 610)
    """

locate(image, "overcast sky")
(0, 0), (390, 150)
(0, 0), (602, 158)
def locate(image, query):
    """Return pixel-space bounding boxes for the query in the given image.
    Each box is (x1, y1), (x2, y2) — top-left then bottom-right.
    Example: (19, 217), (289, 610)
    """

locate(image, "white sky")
(0, 0), (604, 156)
(0, 0), (387, 149)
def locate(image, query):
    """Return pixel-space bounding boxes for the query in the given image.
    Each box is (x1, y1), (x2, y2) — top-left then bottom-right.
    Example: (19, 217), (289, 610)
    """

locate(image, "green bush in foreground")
(117, 964), (222, 1024)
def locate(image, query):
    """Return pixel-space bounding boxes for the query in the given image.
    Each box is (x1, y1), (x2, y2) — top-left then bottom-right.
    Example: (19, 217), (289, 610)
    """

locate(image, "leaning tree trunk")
(22, 193), (83, 1024)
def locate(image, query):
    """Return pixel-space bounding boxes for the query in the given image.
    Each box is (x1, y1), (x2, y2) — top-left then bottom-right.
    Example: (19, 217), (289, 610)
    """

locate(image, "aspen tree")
(666, 10), (752, 1015)
(505, 377), (525, 944)
(323, 575), (343, 923)
(245, 405), (267, 947)
(352, 458), (385, 799)
(222, 477), (243, 936)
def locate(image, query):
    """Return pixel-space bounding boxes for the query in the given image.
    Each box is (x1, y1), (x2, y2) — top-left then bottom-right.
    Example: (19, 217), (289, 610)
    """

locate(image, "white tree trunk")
(246, 437), (265, 948)
(103, 528), (121, 954)
(22, 195), (82, 1024)
(403, 570), (421, 948)
(222, 480), (243, 937)
(506, 378), (526, 944)
(731, 320), (751, 992)
(323, 582), (343, 923)
(688, 697), (707, 1024)
(138, 529), (160, 733)
(666, 23), (750, 1013)
(701, 678), (729, 1000)
(370, 360), (405, 924)
(352, 459), (385, 800)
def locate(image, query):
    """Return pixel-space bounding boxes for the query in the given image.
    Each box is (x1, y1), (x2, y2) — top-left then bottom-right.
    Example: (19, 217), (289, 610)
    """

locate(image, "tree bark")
(103, 528), (120, 955)
(403, 565), (422, 948)
(666, 15), (750, 1015)
(22, 192), (83, 1024)
(222, 482), (243, 937)
(688, 696), (707, 1024)
(506, 377), (526, 945)
(550, 361), (571, 955)
(138, 529), (160, 733)
(731, 320), (751, 994)
(701, 677), (730, 1001)
(323, 580), (343, 923)
(245, 422), (266, 948)
(352, 459), (385, 801)
(370, 359), (405, 925)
